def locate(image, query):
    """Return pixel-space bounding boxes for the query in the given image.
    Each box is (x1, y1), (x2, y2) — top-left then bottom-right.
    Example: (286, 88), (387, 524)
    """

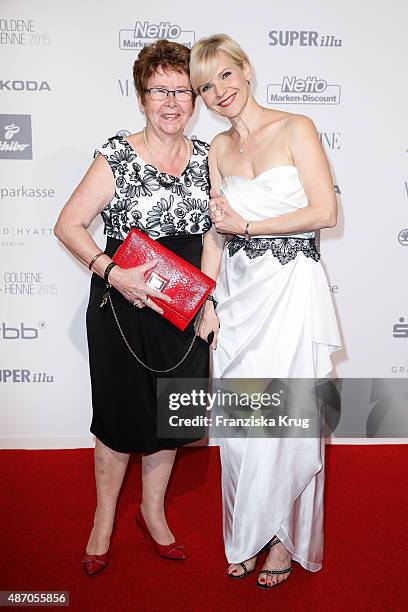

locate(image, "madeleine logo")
(119, 21), (195, 50)
(0, 114), (32, 159)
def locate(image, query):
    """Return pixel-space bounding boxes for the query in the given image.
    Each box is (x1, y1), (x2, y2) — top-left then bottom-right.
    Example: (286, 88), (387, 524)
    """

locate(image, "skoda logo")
(398, 229), (408, 246)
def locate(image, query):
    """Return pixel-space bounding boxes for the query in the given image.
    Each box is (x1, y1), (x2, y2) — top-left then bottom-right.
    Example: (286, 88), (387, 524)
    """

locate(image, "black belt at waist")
(104, 233), (203, 260)
(227, 236), (320, 265)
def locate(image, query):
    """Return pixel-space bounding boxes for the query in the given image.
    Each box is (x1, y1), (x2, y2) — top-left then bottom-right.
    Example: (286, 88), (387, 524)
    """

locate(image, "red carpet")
(0, 446), (406, 611)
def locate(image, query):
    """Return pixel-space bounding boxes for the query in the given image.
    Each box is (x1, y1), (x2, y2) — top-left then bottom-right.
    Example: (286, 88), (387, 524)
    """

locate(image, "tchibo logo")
(1, 321), (47, 340)
(268, 30), (342, 47)
(119, 21), (195, 50)
(267, 76), (340, 105)
(0, 80), (51, 92)
(0, 114), (32, 159)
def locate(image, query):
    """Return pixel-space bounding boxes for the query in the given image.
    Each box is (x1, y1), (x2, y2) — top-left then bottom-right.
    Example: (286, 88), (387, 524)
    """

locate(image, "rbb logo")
(1, 321), (46, 339)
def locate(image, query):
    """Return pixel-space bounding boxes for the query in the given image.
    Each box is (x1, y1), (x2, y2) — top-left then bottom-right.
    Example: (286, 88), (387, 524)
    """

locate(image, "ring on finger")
(142, 296), (149, 304)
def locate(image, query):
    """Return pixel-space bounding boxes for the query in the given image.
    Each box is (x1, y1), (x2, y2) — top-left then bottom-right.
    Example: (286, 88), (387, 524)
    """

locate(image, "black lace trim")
(227, 236), (320, 264)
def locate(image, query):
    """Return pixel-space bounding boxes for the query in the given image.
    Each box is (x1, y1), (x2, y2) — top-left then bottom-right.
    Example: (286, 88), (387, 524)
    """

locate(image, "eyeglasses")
(144, 88), (194, 102)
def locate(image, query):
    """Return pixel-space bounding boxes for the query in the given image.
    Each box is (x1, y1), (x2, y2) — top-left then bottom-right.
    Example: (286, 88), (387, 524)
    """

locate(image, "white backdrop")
(1, 0), (407, 448)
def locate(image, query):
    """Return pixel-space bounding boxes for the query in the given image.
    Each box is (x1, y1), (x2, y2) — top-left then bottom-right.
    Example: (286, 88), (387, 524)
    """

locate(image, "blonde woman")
(191, 34), (341, 589)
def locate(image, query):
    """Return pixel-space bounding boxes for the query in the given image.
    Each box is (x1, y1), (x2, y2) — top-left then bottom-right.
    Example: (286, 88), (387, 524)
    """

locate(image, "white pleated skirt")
(212, 246), (341, 570)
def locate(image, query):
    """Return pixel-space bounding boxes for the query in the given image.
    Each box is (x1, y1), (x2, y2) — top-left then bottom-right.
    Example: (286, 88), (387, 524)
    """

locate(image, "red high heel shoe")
(136, 507), (186, 560)
(81, 549), (110, 576)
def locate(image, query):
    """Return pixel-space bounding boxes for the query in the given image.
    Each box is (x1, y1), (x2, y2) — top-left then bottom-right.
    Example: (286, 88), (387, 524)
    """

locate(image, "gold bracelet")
(88, 251), (104, 270)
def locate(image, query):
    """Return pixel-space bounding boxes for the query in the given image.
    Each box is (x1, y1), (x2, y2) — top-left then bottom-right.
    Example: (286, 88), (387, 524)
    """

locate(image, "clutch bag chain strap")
(107, 291), (204, 373)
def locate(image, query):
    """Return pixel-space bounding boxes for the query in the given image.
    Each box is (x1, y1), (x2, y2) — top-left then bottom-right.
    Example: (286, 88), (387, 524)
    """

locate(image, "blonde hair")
(190, 34), (250, 93)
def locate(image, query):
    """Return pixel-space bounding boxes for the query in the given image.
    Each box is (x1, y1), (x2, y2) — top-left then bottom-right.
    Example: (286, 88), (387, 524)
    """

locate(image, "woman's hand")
(209, 196), (246, 235)
(197, 300), (220, 349)
(108, 260), (171, 314)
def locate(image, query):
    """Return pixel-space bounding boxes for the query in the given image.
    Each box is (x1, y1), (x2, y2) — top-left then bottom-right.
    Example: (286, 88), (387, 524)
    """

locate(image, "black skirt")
(86, 234), (209, 453)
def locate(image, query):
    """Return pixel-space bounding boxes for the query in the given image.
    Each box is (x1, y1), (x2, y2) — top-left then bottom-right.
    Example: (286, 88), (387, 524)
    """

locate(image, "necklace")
(143, 128), (190, 176)
(237, 108), (265, 154)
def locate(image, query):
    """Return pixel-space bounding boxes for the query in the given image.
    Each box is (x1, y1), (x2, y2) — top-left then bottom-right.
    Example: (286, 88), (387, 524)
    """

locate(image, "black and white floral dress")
(86, 135), (211, 453)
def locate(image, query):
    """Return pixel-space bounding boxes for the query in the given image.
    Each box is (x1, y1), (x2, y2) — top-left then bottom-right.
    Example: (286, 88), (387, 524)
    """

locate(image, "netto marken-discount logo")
(268, 76), (340, 105)
(268, 30), (342, 47)
(119, 21), (195, 50)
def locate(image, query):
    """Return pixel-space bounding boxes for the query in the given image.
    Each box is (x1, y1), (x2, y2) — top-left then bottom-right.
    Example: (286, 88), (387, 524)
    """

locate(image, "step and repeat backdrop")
(1, 1), (407, 448)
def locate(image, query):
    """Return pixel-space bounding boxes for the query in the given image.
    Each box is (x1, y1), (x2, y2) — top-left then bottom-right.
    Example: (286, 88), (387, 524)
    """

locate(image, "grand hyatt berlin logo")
(0, 114), (32, 159)
(267, 76), (340, 105)
(0, 80), (50, 92)
(268, 30), (342, 47)
(119, 21), (195, 50)
(393, 317), (408, 339)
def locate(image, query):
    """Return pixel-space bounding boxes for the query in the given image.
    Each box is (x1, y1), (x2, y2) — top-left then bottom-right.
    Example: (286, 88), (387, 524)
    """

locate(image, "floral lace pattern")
(94, 135), (211, 240)
(227, 236), (320, 264)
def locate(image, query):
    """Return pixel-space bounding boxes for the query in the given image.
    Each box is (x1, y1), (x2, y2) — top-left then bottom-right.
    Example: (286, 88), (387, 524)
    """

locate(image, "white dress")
(212, 165), (341, 571)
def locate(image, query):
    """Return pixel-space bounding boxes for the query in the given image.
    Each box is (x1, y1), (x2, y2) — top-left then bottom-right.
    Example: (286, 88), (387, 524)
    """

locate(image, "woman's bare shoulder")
(263, 108), (316, 132)
(208, 131), (233, 161)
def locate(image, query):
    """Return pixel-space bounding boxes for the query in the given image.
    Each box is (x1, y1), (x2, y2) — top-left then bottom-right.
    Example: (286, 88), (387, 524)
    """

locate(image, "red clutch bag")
(112, 228), (215, 331)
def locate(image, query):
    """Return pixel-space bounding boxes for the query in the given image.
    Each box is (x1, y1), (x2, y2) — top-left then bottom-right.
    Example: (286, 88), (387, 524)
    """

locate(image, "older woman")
(54, 39), (210, 575)
(191, 35), (341, 589)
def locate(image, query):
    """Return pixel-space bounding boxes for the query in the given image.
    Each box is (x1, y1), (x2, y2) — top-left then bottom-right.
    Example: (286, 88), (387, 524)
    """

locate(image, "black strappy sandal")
(256, 536), (293, 589)
(228, 559), (257, 580)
